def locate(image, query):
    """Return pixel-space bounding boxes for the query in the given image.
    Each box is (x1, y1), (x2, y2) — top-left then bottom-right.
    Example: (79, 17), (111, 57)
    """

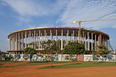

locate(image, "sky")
(0, 0), (116, 52)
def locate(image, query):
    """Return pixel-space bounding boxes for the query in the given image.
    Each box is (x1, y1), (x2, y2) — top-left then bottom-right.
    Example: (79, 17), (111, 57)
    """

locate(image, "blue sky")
(0, 0), (116, 52)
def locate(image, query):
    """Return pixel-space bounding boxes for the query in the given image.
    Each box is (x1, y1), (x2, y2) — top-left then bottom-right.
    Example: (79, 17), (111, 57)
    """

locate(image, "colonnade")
(8, 28), (109, 53)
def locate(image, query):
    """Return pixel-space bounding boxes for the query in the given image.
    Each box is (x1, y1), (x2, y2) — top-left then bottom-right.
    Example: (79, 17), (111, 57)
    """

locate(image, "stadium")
(8, 27), (109, 54)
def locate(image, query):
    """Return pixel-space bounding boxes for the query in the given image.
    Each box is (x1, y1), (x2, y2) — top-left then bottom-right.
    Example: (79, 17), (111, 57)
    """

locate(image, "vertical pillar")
(91, 33), (93, 50)
(87, 32), (90, 51)
(18, 33), (21, 50)
(66, 30), (69, 45)
(32, 32), (34, 48)
(16, 33), (18, 50)
(28, 33), (29, 47)
(85, 33), (87, 50)
(61, 30), (63, 50)
(50, 30), (52, 40)
(25, 31), (27, 48)
(34, 30), (36, 49)
(95, 34), (97, 50)
(56, 30), (57, 41)
(39, 30), (41, 49)
(41, 33), (43, 49)
(13, 35), (15, 50)
(21, 32), (24, 50)
(44, 30), (46, 41)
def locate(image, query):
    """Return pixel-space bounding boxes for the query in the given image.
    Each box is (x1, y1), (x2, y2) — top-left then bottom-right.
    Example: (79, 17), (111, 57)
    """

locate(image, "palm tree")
(97, 45), (111, 55)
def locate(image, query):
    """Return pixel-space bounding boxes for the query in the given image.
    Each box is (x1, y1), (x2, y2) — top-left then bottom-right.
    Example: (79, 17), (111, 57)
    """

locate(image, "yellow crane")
(71, 19), (116, 44)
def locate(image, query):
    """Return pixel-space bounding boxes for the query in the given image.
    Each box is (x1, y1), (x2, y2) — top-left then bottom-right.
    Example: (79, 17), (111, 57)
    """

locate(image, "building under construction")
(8, 27), (109, 54)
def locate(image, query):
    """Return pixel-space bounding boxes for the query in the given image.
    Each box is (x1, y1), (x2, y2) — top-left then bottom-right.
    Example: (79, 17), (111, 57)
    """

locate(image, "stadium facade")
(8, 27), (109, 54)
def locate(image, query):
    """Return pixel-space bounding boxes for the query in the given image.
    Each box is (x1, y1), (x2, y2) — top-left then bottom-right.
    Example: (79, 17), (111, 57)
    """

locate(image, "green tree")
(50, 40), (60, 54)
(28, 42), (39, 49)
(97, 45), (111, 55)
(63, 41), (85, 54)
(41, 40), (60, 54)
(24, 47), (36, 54)
(0, 50), (5, 55)
(41, 40), (60, 66)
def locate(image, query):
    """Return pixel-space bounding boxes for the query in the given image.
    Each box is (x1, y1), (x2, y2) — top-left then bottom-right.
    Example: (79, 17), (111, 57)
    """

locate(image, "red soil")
(0, 62), (116, 77)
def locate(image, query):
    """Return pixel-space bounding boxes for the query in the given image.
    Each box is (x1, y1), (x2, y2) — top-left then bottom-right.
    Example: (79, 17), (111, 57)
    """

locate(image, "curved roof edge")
(8, 27), (109, 39)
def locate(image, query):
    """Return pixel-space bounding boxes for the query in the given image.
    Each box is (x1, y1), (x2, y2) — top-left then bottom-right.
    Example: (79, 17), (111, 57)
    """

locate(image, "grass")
(1, 61), (116, 69)
(0, 61), (79, 68)
(0, 61), (19, 65)
(28, 61), (78, 65)
(39, 61), (116, 69)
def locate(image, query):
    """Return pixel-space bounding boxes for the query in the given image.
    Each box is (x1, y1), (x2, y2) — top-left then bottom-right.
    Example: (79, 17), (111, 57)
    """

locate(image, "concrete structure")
(8, 27), (109, 54)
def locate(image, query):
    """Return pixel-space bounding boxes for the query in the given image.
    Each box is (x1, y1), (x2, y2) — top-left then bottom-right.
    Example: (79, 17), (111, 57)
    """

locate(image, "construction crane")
(71, 19), (116, 44)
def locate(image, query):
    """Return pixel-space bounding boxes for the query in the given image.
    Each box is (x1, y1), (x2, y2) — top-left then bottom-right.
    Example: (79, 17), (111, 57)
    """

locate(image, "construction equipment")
(71, 19), (116, 44)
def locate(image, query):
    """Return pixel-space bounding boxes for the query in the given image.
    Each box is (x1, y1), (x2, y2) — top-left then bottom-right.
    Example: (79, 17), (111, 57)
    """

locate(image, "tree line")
(24, 40), (111, 55)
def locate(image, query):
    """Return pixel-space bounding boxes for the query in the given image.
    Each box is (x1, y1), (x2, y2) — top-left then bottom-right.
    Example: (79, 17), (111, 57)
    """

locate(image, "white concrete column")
(13, 35), (15, 50)
(66, 30), (69, 44)
(95, 34), (97, 51)
(21, 32), (24, 50)
(91, 33), (93, 50)
(34, 30), (36, 49)
(28, 33), (29, 47)
(88, 32), (90, 51)
(50, 30), (52, 40)
(39, 30), (41, 49)
(32, 33), (34, 48)
(85, 33), (87, 50)
(61, 30), (63, 50)
(44, 30), (46, 41)
(56, 30), (57, 41)
(25, 31), (27, 48)
(16, 33), (18, 50)
(18, 33), (21, 50)
(41, 33), (43, 49)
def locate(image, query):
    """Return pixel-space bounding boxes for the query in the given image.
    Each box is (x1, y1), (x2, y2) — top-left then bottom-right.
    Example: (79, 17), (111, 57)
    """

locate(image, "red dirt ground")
(3, 61), (29, 66)
(0, 62), (116, 77)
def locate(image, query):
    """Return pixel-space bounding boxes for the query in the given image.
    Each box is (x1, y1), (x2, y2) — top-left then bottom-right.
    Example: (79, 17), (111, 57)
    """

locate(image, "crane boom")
(71, 18), (116, 44)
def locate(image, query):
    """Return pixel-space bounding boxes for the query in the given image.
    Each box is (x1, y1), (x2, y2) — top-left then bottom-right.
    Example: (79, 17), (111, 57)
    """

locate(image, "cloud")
(3, 0), (69, 24)
(3, 0), (69, 16)
(57, 0), (116, 29)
